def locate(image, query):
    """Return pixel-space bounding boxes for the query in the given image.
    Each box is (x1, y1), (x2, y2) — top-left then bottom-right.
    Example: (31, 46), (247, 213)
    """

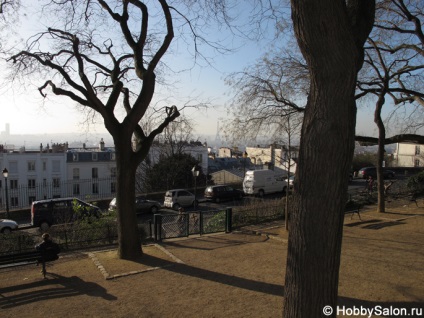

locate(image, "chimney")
(99, 138), (105, 151)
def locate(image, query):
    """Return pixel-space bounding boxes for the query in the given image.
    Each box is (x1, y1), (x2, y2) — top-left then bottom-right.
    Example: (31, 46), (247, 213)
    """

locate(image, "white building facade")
(0, 147), (67, 209)
(393, 143), (424, 167)
(1, 140), (208, 211)
(246, 144), (298, 175)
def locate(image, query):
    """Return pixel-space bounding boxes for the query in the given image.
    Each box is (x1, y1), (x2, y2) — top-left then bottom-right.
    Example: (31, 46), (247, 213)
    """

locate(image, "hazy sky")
(1, 1), (382, 145)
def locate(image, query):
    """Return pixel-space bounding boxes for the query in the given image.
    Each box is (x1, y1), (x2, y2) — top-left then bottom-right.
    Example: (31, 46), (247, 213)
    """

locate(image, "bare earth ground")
(0, 199), (423, 318)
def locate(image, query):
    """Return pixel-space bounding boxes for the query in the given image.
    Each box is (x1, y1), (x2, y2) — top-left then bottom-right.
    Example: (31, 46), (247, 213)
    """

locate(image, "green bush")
(0, 232), (37, 254)
(407, 171), (424, 194)
(203, 210), (226, 233)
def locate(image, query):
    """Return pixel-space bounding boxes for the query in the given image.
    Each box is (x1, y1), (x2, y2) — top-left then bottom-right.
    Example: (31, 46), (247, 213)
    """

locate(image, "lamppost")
(2, 168), (10, 219)
(242, 151), (248, 178)
(191, 166), (200, 208)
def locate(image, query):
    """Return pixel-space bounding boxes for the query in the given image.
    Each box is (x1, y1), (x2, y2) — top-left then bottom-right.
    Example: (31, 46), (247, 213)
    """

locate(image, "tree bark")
(114, 134), (142, 260)
(284, 1), (375, 317)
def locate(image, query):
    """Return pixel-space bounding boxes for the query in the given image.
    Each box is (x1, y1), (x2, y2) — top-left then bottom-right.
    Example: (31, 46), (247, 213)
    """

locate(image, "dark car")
(109, 196), (161, 214)
(31, 198), (101, 231)
(358, 167), (395, 179)
(204, 185), (244, 203)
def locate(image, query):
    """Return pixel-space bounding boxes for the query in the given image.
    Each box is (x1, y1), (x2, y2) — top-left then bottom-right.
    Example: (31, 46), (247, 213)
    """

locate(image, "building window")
(197, 154), (203, 162)
(73, 168), (80, 180)
(73, 183), (80, 195)
(92, 167), (98, 179)
(111, 167), (117, 178)
(111, 153), (116, 161)
(92, 182), (99, 194)
(111, 182), (116, 193)
(52, 160), (60, 173)
(28, 179), (36, 189)
(92, 153), (98, 161)
(414, 159), (420, 167)
(73, 153), (79, 161)
(415, 145), (420, 155)
(28, 161), (36, 171)
(43, 161), (47, 171)
(9, 162), (18, 173)
(29, 196), (36, 205)
(0, 180), (2, 189)
(11, 197), (18, 207)
(53, 178), (60, 188)
(10, 180), (18, 189)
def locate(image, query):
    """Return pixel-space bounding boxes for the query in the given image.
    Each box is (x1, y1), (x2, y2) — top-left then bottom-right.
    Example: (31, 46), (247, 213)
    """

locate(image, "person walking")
(367, 176), (374, 195)
(177, 207), (186, 235)
(35, 233), (60, 278)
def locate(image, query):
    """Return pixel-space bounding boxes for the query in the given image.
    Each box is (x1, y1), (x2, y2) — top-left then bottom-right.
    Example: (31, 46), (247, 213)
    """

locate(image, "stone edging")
(88, 244), (184, 280)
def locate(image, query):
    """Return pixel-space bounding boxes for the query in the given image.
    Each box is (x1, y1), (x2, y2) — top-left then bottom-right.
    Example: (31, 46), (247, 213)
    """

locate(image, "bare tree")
(224, 45), (306, 143)
(356, 0), (424, 212)
(0, 0), (20, 52)
(5, 0), (228, 260)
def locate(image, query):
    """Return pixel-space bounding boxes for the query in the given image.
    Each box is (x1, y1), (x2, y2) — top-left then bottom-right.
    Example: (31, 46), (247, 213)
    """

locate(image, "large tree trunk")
(284, 1), (374, 316)
(114, 135), (142, 260)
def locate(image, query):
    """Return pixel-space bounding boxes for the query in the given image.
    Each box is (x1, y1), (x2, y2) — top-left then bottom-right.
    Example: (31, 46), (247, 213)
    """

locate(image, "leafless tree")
(356, 0), (424, 212)
(5, 0), (231, 260)
(0, 0), (20, 51)
(224, 44), (306, 143)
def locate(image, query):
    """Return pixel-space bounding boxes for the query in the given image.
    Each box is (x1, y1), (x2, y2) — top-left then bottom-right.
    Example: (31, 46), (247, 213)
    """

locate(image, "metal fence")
(0, 201), (285, 255)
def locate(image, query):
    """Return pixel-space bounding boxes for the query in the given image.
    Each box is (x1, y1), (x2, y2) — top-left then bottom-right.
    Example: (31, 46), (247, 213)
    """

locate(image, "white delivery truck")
(243, 169), (288, 196)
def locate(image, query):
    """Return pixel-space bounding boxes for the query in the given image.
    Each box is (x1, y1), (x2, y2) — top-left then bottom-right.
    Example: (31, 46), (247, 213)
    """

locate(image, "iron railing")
(0, 201), (285, 255)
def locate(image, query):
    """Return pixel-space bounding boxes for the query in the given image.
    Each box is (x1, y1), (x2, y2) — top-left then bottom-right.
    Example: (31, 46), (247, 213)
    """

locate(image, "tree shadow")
(162, 234), (269, 251)
(0, 273), (116, 309)
(162, 261), (284, 297)
(344, 219), (382, 227)
(361, 221), (404, 230)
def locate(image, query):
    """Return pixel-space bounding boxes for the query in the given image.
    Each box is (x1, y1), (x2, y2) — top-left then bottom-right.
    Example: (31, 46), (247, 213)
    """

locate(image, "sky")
(0, 1), (383, 147)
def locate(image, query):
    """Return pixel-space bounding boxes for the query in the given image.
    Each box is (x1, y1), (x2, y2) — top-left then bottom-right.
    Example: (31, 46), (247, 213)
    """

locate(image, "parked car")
(204, 185), (244, 203)
(358, 167), (395, 179)
(164, 189), (197, 210)
(109, 196), (161, 214)
(31, 198), (101, 231)
(0, 219), (19, 234)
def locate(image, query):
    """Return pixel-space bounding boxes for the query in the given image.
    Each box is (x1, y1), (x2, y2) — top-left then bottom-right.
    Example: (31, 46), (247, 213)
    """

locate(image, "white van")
(243, 169), (288, 196)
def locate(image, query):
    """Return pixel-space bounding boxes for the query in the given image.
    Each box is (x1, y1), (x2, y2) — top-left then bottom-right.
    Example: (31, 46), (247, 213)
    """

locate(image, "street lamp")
(191, 166), (200, 208)
(242, 151), (248, 178)
(2, 168), (10, 219)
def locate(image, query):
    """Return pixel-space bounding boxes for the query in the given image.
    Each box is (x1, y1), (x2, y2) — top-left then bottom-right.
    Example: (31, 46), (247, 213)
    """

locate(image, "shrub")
(407, 171), (424, 194)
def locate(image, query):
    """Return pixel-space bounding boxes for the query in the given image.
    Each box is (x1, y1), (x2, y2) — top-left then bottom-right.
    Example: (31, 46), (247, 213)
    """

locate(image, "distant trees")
(135, 115), (203, 193)
(144, 153), (205, 191)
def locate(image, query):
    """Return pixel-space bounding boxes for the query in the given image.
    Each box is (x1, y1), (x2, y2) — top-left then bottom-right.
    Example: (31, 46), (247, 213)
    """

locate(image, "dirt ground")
(0, 199), (423, 318)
